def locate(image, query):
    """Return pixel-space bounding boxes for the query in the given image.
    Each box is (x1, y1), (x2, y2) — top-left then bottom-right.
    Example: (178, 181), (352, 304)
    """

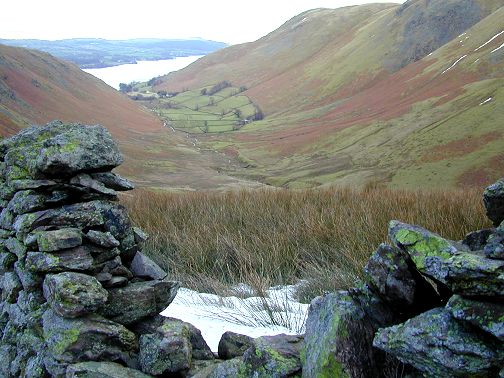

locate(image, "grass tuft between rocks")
(122, 186), (489, 303)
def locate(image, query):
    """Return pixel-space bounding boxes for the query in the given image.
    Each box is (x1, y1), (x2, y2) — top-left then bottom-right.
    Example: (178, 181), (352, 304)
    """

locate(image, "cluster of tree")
(119, 83), (133, 93)
(157, 91), (180, 98)
(148, 76), (162, 87)
(200, 80), (232, 96)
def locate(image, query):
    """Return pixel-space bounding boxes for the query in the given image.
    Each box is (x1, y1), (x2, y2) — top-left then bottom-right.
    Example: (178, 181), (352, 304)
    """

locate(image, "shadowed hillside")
(153, 0), (504, 189)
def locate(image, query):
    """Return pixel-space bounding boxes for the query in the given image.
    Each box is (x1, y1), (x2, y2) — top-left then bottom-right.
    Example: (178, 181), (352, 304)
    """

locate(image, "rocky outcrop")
(301, 178), (504, 376)
(0, 122), (185, 377)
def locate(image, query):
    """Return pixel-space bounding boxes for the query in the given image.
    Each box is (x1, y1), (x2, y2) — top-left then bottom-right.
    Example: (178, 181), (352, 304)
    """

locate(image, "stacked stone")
(302, 179), (504, 377)
(0, 121), (192, 377)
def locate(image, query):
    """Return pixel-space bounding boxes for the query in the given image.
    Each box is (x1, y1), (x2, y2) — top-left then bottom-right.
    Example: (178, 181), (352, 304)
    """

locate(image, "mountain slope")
(0, 44), (260, 190)
(153, 0), (504, 189)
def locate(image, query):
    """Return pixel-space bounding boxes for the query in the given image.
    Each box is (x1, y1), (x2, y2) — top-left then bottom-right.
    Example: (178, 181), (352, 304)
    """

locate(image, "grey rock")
(2, 271), (22, 303)
(364, 243), (440, 314)
(218, 331), (254, 360)
(26, 247), (94, 273)
(0, 208), (14, 230)
(95, 272), (113, 282)
(2, 121), (123, 180)
(23, 355), (47, 378)
(0, 344), (16, 377)
(463, 228), (494, 251)
(4, 237), (27, 258)
(13, 210), (48, 240)
(42, 309), (137, 364)
(10, 179), (57, 190)
(134, 316), (214, 361)
(91, 172), (134, 191)
(373, 307), (504, 377)
(245, 334), (303, 377)
(0, 252), (17, 274)
(447, 295), (504, 341)
(100, 279), (179, 325)
(302, 289), (394, 378)
(132, 227), (148, 244)
(130, 252), (167, 280)
(85, 230), (120, 248)
(138, 322), (192, 376)
(103, 276), (129, 288)
(43, 272), (108, 318)
(484, 178), (504, 226)
(90, 246), (121, 265)
(0, 228), (14, 238)
(14, 260), (43, 291)
(204, 358), (243, 378)
(70, 173), (117, 196)
(36, 228), (82, 252)
(7, 190), (47, 215)
(66, 361), (152, 378)
(484, 228), (504, 259)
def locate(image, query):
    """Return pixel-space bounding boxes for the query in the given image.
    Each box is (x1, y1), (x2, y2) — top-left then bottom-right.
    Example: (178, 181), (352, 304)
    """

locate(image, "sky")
(1, 0), (404, 45)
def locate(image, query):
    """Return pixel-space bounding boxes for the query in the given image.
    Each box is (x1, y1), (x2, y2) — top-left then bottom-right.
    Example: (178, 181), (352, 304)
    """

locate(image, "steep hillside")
(0, 44), (260, 190)
(153, 0), (504, 189)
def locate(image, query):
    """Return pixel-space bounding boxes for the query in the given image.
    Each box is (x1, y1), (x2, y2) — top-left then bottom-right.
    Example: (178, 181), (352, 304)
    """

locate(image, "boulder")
(0, 208), (14, 230)
(14, 259), (43, 291)
(2, 121), (123, 180)
(302, 289), (394, 378)
(244, 334), (303, 377)
(6, 190), (47, 215)
(463, 228), (494, 251)
(26, 247), (94, 273)
(66, 361), (152, 378)
(42, 309), (137, 364)
(138, 321), (192, 376)
(130, 252), (167, 280)
(0, 252), (16, 274)
(373, 308), (503, 377)
(36, 228), (82, 252)
(483, 178), (504, 226)
(100, 279), (179, 325)
(86, 230), (120, 248)
(218, 331), (254, 360)
(70, 173), (117, 196)
(364, 243), (440, 315)
(484, 228), (504, 260)
(43, 272), (108, 318)
(447, 295), (504, 341)
(1, 272), (22, 303)
(4, 237), (26, 258)
(91, 172), (134, 191)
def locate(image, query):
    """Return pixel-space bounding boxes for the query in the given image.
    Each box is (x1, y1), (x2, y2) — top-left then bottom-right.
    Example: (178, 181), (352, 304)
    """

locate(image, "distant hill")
(152, 0), (504, 189)
(0, 38), (227, 68)
(0, 44), (258, 190)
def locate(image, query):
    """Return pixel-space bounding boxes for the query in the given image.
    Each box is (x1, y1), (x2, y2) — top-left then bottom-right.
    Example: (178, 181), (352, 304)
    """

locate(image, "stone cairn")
(0, 121), (503, 377)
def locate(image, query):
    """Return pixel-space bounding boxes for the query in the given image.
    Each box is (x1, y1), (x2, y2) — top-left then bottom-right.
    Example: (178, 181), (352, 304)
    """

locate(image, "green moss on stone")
(52, 328), (80, 355)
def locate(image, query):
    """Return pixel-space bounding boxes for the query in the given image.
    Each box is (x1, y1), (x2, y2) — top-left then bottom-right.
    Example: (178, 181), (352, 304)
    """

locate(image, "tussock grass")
(122, 185), (489, 302)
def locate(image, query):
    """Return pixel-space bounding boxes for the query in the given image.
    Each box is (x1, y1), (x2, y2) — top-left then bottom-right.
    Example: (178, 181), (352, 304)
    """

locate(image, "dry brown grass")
(121, 185), (490, 302)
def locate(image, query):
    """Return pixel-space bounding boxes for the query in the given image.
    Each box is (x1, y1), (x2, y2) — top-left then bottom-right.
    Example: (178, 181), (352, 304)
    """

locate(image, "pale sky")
(1, 0), (404, 45)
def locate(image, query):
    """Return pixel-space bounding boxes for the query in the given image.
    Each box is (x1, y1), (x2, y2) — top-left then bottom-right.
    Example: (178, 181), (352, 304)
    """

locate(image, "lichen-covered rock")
(26, 247), (94, 273)
(447, 295), (504, 341)
(43, 272), (108, 318)
(91, 172), (134, 191)
(7, 190), (48, 215)
(100, 279), (179, 325)
(1, 121), (123, 180)
(0, 252), (16, 274)
(373, 308), (504, 377)
(483, 178), (504, 226)
(389, 221), (458, 273)
(14, 259), (43, 291)
(36, 228), (82, 252)
(218, 331), (254, 360)
(302, 289), (393, 378)
(244, 334), (303, 378)
(66, 361), (153, 378)
(130, 252), (167, 280)
(138, 321), (192, 376)
(4, 237), (27, 258)
(364, 243), (440, 315)
(0, 344), (16, 377)
(42, 309), (137, 364)
(134, 316), (213, 362)
(1, 271), (22, 303)
(85, 230), (120, 248)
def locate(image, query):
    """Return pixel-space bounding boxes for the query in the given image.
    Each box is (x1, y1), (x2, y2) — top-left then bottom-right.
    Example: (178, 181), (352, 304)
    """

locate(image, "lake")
(83, 55), (204, 89)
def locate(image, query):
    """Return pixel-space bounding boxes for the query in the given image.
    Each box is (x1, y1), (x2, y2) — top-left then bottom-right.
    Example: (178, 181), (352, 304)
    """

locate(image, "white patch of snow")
(161, 286), (309, 352)
(428, 52), (433, 56)
(458, 32), (467, 38)
(474, 30), (504, 51)
(441, 55), (467, 74)
(491, 42), (504, 54)
(301, 17), (307, 23)
(479, 97), (493, 105)
(474, 58), (480, 63)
